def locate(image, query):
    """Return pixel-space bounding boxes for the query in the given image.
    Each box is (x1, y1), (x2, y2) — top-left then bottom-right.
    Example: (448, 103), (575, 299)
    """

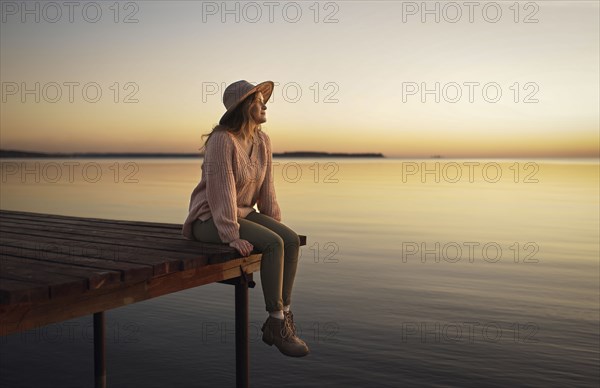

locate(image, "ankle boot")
(283, 310), (307, 347)
(261, 315), (310, 357)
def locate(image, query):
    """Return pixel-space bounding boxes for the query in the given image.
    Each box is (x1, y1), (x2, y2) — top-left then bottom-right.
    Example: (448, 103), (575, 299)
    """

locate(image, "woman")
(182, 80), (309, 357)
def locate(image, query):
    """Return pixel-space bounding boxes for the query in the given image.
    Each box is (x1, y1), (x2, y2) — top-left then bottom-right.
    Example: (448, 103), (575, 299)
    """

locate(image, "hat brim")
(219, 81), (274, 125)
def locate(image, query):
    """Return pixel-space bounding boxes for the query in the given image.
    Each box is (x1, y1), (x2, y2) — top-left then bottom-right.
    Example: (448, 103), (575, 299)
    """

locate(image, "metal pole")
(234, 275), (249, 388)
(94, 311), (106, 388)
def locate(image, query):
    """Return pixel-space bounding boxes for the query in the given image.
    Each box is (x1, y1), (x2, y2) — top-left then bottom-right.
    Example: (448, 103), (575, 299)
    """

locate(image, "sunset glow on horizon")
(1, 1), (598, 158)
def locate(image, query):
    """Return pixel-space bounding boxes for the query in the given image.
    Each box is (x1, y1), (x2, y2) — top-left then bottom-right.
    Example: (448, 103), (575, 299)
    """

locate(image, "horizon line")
(0, 149), (598, 159)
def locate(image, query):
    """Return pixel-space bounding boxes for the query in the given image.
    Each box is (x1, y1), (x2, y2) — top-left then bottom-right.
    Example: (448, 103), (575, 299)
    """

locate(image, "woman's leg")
(192, 213), (308, 357)
(191, 211), (300, 312)
(245, 210), (300, 309)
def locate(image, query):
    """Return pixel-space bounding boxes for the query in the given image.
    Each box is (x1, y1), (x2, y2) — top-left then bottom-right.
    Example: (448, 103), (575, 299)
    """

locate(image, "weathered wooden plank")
(0, 212), (183, 238)
(0, 223), (236, 257)
(0, 255), (121, 290)
(0, 278), (49, 304)
(0, 221), (183, 246)
(0, 209), (182, 230)
(0, 240), (155, 282)
(0, 255), (262, 335)
(0, 229), (229, 275)
(0, 257), (87, 299)
(0, 210), (307, 245)
(1, 231), (234, 272)
(0, 234), (217, 274)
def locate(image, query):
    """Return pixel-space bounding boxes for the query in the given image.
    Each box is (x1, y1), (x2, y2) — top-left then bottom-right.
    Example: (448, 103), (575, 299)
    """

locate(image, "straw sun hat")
(219, 80), (275, 125)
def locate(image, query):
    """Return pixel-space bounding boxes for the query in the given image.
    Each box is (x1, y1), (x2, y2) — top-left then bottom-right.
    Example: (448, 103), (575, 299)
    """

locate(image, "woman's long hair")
(198, 92), (262, 154)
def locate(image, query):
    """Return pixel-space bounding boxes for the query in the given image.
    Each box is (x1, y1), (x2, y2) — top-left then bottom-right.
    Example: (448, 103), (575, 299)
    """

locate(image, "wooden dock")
(0, 209), (306, 388)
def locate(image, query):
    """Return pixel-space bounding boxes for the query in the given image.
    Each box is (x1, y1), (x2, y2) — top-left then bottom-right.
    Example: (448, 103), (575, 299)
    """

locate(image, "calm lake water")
(0, 158), (598, 388)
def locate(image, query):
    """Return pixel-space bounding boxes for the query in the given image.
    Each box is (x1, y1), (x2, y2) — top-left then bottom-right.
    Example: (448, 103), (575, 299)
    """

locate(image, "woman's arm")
(205, 131), (241, 243)
(257, 132), (282, 222)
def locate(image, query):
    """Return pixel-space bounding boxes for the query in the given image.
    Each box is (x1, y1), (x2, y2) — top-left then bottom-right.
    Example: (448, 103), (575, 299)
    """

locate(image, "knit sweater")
(182, 127), (281, 243)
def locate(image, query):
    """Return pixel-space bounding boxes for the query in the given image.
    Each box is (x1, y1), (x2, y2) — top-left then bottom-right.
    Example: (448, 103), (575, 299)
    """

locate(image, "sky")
(1, 0), (598, 158)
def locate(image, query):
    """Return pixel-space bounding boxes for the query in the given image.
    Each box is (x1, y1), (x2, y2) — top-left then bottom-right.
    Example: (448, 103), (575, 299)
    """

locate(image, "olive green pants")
(191, 210), (300, 312)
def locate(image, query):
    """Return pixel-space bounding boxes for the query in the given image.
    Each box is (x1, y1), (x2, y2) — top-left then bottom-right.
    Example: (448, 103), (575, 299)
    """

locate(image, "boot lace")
(280, 312), (296, 340)
(285, 311), (298, 336)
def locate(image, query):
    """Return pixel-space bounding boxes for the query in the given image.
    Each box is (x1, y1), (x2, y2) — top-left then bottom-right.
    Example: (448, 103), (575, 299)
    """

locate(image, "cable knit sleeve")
(257, 132), (282, 222)
(205, 131), (240, 243)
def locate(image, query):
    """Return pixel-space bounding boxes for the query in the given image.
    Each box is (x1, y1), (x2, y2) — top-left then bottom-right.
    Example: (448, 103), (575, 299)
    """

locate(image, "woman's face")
(250, 92), (267, 124)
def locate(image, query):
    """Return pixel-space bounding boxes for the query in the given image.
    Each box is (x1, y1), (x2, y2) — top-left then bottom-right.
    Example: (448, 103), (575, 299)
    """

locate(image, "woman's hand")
(229, 238), (254, 256)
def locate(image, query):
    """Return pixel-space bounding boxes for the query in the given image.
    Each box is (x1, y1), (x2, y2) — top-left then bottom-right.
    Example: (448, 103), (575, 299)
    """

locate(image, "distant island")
(0, 149), (385, 158)
(276, 151), (384, 158)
